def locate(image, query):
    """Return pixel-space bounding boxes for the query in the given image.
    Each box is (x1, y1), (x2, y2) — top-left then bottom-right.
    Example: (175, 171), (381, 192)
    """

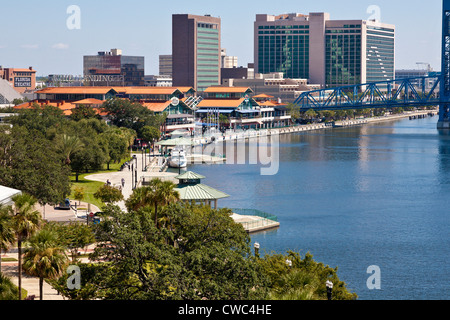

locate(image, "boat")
(168, 146), (188, 168)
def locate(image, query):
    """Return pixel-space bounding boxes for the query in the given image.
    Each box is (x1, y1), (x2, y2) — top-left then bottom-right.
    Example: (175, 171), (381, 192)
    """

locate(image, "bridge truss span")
(293, 76), (442, 111)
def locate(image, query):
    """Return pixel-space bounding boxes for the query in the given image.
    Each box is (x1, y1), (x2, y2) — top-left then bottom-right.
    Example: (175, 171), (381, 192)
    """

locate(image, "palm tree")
(57, 133), (84, 166)
(23, 229), (68, 300)
(0, 272), (19, 300)
(125, 179), (179, 228)
(0, 204), (15, 273)
(125, 186), (152, 212)
(153, 180), (180, 228)
(11, 193), (42, 300)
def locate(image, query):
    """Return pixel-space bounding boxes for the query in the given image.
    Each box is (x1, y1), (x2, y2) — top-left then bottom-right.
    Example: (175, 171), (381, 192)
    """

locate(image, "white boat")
(169, 146), (187, 168)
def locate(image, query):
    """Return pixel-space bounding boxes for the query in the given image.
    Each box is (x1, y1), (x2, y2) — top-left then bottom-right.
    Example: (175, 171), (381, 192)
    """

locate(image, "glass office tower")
(254, 13), (395, 89)
(325, 24), (362, 87)
(365, 25), (395, 84)
(256, 24), (310, 79)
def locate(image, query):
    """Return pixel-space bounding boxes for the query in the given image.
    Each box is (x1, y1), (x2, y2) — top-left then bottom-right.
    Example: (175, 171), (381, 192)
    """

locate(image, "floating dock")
(231, 213), (280, 233)
(230, 209), (280, 233)
(187, 154), (226, 164)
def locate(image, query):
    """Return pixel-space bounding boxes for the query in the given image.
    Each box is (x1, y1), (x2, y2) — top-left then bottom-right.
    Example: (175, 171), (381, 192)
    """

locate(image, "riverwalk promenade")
(191, 109), (438, 146)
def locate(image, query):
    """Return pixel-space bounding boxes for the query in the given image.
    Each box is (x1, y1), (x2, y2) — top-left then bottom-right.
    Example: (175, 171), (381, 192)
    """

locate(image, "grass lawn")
(1, 258), (17, 262)
(69, 157), (132, 210)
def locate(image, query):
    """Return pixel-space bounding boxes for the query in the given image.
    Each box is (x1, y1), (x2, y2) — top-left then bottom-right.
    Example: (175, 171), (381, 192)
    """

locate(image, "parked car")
(57, 198), (71, 210)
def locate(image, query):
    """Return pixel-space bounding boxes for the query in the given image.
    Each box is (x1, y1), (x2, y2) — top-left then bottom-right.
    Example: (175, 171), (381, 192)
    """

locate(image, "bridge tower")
(439, 0), (450, 129)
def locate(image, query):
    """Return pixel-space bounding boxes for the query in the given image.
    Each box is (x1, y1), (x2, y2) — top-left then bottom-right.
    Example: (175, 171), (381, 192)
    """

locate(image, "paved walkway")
(84, 153), (178, 212)
(1, 244), (96, 300)
(1, 260), (65, 300)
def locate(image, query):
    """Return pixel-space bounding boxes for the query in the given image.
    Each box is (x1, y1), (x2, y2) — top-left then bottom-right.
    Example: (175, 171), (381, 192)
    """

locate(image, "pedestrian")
(326, 280), (333, 300)
(121, 178), (125, 187)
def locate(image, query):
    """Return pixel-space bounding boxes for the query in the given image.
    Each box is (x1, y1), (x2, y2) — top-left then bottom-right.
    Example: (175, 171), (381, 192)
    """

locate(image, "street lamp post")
(144, 147), (147, 170)
(286, 259), (292, 268)
(254, 242), (260, 258)
(326, 280), (333, 301)
(131, 163), (134, 190)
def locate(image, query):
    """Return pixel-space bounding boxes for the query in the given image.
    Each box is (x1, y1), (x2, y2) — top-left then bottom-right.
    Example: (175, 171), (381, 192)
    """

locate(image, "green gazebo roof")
(175, 184), (230, 201)
(174, 171), (229, 201)
(175, 171), (206, 180)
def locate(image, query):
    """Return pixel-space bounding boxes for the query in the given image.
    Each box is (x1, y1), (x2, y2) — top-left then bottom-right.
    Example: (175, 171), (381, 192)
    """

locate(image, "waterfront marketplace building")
(196, 86), (291, 130)
(14, 85), (291, 132)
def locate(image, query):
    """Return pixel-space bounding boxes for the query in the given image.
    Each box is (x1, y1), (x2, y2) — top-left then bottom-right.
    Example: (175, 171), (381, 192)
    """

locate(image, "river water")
(188, 116), (450, 300)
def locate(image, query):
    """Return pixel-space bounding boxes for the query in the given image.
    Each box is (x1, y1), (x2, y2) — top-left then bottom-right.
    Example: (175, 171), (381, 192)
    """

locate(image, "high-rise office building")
(83, 49), (145, 86)
(159, 55), (173, 76)
(172, 14), (221, 92)
(254, 13), (395, 88)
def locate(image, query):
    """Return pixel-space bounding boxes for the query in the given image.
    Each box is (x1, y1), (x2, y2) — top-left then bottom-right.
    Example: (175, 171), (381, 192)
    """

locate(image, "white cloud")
(52, 43), (69, 50)
(21, 44), (39, 49)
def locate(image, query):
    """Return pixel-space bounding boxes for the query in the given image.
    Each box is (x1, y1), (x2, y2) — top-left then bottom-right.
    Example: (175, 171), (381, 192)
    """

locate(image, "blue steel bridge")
(292, 76), (441, 111)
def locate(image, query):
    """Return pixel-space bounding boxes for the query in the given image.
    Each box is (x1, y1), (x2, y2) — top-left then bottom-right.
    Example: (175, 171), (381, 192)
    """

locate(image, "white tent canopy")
(0, 185), (21, 206)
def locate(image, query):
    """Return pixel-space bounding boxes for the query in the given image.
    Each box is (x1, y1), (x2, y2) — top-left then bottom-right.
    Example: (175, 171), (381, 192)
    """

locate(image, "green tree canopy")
(0, 126), (72, 206)
(0, 273), (20, 300)
(0, 204), (15, 272)
(102, 98), (166, 134)
(258, 251), (357, 300)
(70, 104), (101, 121)
(8, 104), (68, 135)
(140, 125), (161, 147)
(81, 203), (265, 300)
(94, 185), (124, 205)
(22, 228), (69, 300)
(99, 128), (130, 170)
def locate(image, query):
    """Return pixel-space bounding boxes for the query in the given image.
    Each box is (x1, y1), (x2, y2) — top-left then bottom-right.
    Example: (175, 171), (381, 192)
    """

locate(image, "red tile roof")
(197, 98), (246, 108)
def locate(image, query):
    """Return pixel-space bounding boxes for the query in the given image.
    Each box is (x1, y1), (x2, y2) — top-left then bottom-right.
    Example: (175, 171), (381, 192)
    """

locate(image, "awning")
(166, 113), (194, 119)
(196, 109), (234, 114)
(156, 137), (197, 146)
(237, 109), (261, 114)
(0, 185), (21, 205)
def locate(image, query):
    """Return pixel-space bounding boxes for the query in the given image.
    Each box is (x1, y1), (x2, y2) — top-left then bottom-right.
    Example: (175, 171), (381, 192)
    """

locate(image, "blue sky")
(0, 0), (442, 77)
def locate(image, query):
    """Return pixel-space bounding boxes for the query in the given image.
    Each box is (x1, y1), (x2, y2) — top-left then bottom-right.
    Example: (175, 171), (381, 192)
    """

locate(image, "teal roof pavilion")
(174, 171), (229, 202)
